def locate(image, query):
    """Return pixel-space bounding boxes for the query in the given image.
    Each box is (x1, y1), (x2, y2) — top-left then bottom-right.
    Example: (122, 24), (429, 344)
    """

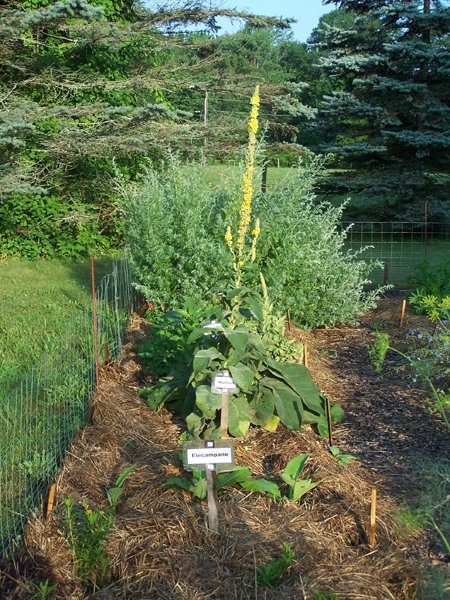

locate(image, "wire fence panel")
(0, 259), (134, 563)
(340, 222), (450, 286)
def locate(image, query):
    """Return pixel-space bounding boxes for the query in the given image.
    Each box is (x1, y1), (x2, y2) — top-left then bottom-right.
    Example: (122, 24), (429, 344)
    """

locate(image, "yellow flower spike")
(252, 218), (261, 239)
(225, 84), (261, 288)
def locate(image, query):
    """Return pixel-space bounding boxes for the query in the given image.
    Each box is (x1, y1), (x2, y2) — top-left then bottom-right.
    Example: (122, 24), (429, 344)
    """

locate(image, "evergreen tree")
(0, 1), (291, 256)
(316, 0), (450, 218)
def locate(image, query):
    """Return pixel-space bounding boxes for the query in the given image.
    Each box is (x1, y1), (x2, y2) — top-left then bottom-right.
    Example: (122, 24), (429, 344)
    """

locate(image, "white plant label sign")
(183, 440), (235, 471)
(212, 370), (238, 394)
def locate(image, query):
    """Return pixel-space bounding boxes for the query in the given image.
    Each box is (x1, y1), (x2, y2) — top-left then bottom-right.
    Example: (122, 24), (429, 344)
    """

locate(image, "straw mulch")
(0, 300), (445, 599)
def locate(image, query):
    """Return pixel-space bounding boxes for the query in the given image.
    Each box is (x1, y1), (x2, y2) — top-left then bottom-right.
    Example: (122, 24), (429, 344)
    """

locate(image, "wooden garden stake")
(46, 483), (56, 520)
(220, 391), (229, 437)
(287, 310), (292, 332)
(90, 255), (99, 387)
(304, 343), (309, 368)
(206, 464), (219, 533)
(400, 299), (407, 327)
(103, 341), (110, 364)
(326, 396), (333, 447)
(370, 488), (377, 549)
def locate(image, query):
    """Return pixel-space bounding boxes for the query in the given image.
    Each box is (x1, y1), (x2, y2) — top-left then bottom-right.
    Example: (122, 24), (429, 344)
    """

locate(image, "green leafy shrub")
(409, 291), (450, 322)
(125, 157), (383, 329)
(125, 158), (232, 307)
(0, 194), (111, 258)
(138, 298), (222, 376)
(409, 261), (450, 301)
(252, 159), (384, 328)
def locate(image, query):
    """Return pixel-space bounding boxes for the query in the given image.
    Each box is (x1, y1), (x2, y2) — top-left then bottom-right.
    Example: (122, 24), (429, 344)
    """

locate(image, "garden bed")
(0, 299), (448, 599)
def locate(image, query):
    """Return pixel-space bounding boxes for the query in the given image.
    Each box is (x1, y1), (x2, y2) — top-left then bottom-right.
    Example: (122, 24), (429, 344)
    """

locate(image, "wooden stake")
(220, 391), (229, 438)
(103, 341), (110, 364)
(304, 343), (309, 368)
(90, 255), (99, 387)
(287, 310), (292, 332)
(400, 299), (407, 327)
(326, 396), (333, 447)
(206, 465), (219, 533)
(370, 488), (377, 549)
(46, 483), (56, 520)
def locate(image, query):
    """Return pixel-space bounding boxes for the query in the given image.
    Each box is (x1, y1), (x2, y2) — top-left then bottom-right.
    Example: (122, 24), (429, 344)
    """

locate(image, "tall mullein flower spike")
(235, 85), (260, 284)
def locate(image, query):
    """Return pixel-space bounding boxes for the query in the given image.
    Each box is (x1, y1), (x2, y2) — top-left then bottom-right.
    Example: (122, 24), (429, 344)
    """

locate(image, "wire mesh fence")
(0, 259), (135, 563)
(340, 222), (450, 286)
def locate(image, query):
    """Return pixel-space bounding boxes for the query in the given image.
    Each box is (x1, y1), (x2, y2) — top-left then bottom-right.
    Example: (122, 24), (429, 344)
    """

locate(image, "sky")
(216, 0), (335, 42)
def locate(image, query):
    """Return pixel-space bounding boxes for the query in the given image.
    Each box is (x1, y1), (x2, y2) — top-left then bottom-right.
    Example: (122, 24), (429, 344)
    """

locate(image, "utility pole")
(204, 89), (209, 160)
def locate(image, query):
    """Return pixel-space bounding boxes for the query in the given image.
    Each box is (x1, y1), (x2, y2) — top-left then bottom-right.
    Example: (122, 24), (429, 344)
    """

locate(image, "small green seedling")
(256, 543), (295, 587)
(107, 464), (136, 511)
(329, 446), (356, 467)
(32, 580), (57, 600)
(280, 454), (319, 502)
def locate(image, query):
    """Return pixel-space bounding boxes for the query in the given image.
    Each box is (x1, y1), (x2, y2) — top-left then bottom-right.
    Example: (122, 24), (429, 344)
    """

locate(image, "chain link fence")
(0, 259), (134, 563)
(341, 222), (450, 286)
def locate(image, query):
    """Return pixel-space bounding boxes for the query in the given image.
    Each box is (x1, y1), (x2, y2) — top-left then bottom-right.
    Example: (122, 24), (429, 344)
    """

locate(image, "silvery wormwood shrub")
(125, 156), (383, 329)
(124, 158), (235, 307)
(252, 158), (384, 329)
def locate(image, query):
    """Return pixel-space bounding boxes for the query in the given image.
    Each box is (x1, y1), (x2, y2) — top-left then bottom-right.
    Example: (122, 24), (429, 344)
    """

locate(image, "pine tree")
(0, 1), (292, 255)
(316, 0), (450, 218)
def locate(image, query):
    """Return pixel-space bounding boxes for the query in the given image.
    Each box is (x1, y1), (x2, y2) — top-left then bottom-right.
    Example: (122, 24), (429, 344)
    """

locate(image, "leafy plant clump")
(167, 455), (319, 503)
(367, 332), (390, 373)
(141, 299), (342, 439)
(62, 498), (113, 592)
(256, 543), (295, 587)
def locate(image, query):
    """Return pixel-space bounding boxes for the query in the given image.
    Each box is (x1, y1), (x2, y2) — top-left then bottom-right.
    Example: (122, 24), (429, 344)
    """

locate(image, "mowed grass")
(0, 257), (113, 391)
(204, 164), (296, 188)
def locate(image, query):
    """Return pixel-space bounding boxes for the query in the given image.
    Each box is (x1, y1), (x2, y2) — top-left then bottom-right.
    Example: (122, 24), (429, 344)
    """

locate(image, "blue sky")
(217, 0), (335, 42)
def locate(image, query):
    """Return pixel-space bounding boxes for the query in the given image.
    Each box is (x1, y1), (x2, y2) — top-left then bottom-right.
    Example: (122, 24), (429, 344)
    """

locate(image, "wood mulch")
(0, 297), (448, 599)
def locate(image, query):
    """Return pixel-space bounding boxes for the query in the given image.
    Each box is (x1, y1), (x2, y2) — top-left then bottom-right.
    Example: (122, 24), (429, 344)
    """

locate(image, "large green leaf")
(280, 454), (308, 487)
(331, 403), (345, 424)
(193, 347), (224, 374)
(250, 387), (275, 426)
(166, 476), (191, 492)
(229, 363), (254, 392)
(228, 396), (251, 437)
(195, 385), (222, 418)
(217, 467), (252, 491)
(268, 361), (323, 415)
(246, 297), (264, 321)
(261, 377), (303, 430)
(190, 473), (208, 500)
(290, 479), (318, 502)
(143, 377), (186, 409)
(186, 412), (206, 437)
(225, 329), (249, 354)
(240, 479), (281, 500)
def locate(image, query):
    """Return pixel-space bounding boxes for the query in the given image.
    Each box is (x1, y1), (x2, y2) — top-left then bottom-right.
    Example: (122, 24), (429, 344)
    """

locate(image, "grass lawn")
(0, 257), (113, 391)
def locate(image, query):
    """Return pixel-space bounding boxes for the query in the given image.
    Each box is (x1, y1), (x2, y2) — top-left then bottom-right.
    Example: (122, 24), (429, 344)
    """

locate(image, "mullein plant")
(225, 85), (261, 289)
(225, 86), (262, 327)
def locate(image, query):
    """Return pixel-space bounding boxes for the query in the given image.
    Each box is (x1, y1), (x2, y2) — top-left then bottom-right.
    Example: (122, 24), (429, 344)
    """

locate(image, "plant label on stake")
(183, 440), (235, 533)
(212, 370), (238, 437)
